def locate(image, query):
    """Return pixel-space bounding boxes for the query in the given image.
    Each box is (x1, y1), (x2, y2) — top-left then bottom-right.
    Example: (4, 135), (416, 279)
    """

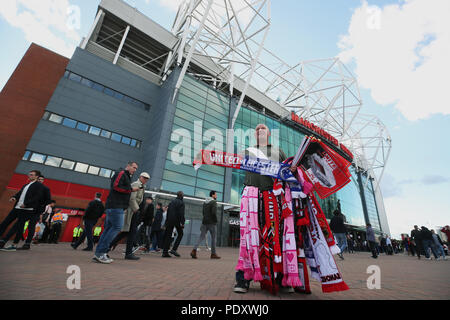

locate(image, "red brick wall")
(0, 43), (69, 219)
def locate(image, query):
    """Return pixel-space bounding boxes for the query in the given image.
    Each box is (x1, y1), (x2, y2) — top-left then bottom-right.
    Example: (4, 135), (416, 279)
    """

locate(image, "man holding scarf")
(233, 124), (295, 294)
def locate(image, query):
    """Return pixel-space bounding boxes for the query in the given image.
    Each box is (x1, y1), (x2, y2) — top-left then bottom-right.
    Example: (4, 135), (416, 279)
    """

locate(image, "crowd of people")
(0, 163), (222, 266)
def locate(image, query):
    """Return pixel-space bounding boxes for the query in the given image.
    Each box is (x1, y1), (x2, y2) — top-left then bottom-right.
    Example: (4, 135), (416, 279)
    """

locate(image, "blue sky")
(1, 0), (449, 239)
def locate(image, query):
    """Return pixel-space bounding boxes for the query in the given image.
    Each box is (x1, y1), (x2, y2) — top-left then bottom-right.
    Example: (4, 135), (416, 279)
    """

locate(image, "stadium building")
(0, 0), (391, 245)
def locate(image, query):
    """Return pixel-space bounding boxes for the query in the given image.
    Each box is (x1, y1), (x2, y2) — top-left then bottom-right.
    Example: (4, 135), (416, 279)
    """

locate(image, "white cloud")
(338, 0), (450, 121)
(0, 0), (81, 58)
(156, 0), (184, 12)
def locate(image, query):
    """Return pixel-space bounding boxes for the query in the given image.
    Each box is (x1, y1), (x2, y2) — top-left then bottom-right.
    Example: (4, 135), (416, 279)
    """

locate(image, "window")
(92, 83), (104, 92)
(69, 73), (82, 82)
(48, 114), (63, 124)
(123, 96), (133, 104)
(114, 92), (124, 100)
(130, 139), (137, 147)
(42, 111), (50, 120)
(62, 118), (77, 128)
(64, 71), (70, 78)
(89, 126), (101, 136)
(99, 168), (112, 178)
(111, 133), (122, 142)
(136, 141), (141, 149)
(45, 156), (62, 167)
(121, 136), (131, 145)
(22, 151), (31, 161)
(81, 78), (93, 88)
(76, 122), (89, 132)
(88, 166), (100, 175)
(100, 130), (111, 139)
(61, 160), (75, 170)
(74, 162), (89, 173)
(30, 153), (46, 164)
(104, 87), (115, 97)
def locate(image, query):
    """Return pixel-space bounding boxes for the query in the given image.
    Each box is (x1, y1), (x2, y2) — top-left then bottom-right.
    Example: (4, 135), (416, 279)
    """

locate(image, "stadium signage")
(290, 112), (354, 161)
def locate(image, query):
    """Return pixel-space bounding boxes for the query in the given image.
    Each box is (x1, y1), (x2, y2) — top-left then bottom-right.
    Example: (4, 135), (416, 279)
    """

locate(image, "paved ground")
(0, 243), (448, 300)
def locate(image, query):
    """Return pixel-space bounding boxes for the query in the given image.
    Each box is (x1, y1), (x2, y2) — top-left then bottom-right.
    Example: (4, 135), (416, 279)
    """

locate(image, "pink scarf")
(235, 186), (263, 281)
(281, 186), (302, 287)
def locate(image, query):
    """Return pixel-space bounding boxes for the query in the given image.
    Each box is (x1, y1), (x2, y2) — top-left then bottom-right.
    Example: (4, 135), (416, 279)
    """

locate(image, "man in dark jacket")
(72, 192), (105, 251)
(162, 191), (185, 258)
(420, 226), (439, 260)
(191, 190), (221, 259)
(140, 196), (154, 251)
(148, 202), (163, 252)
(330, 209), (347, 260)
(0, 170), (46, 251)
(411, 225), (423, 259)
(93, 162), (139, 264)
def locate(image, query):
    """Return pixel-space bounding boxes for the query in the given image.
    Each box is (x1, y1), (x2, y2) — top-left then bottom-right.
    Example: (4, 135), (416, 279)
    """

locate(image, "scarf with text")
(304, 196), (349, 293)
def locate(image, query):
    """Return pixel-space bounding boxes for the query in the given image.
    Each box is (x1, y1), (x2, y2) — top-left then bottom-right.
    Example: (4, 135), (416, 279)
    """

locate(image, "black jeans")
(109, 211), (140, 256)
(1, 210), (37, 244)
(369, 241), (378, 257)
(48, 223), (62, 243)
(0, 208), (21, 240)
(73, 219), (97, 249)
(162, 224), (183, 253)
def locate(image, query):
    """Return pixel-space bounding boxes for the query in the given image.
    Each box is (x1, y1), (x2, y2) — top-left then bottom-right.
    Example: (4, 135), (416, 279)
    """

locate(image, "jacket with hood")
(202, 197), (218, 225)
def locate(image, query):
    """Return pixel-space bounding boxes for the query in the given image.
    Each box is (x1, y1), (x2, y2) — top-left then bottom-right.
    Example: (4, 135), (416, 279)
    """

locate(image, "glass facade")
(161, 75), (230, 202)
(361, 173), (382, 233)
(162, 74), (381, 237)
(333, 166), (366, 227)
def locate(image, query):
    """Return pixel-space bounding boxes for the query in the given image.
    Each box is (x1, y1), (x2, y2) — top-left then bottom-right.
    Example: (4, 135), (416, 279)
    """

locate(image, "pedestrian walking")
(440, 226), (450, 242)
(108, 172), (150, 260)
(329, 209), (347, 260)
(93, 161), (139, 264)
(162, 191), (185, 258)
(72, 224), (83, 244)
(0, 170), (47, 251)
(48, 209), (64, 243)
(431, 230), (447, 260)
(420, 226), (439, 260)
(366, 223), (378, 259)
(411, 225), (423, 259)
(140, 196), (154, 252)
(71, 193), (105, 251)
(147, 202), (163, 253)
(39, 200), (56, 243)
(191, 190), (221, 260)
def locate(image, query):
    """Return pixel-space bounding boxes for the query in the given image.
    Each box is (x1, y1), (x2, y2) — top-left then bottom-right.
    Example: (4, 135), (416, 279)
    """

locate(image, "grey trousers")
(194, 224), (217, 254)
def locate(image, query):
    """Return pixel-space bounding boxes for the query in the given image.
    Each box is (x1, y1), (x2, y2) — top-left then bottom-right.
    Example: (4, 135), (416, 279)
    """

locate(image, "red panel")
(7, 173), (110, 200)
(67, 183), (106, 200)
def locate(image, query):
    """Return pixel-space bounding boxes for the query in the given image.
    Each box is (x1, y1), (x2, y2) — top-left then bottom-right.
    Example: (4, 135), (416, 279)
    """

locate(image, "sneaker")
(169, 250), (180, 257)
(162, 252), (171, 258)
(426, 257), (432, 260)
(0, 245), (17, 252)
(233, 284), (248, 294)
(17, 244), (31, 250)
(191, 249), (197, 259)
(131, 246), (141, 254)
(436, 257), (442, 261)
(71, 243), (77, 250)
(92, 254), (112, 264)
(210, 253), (221, 259)
(125, 254), (140, 260)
